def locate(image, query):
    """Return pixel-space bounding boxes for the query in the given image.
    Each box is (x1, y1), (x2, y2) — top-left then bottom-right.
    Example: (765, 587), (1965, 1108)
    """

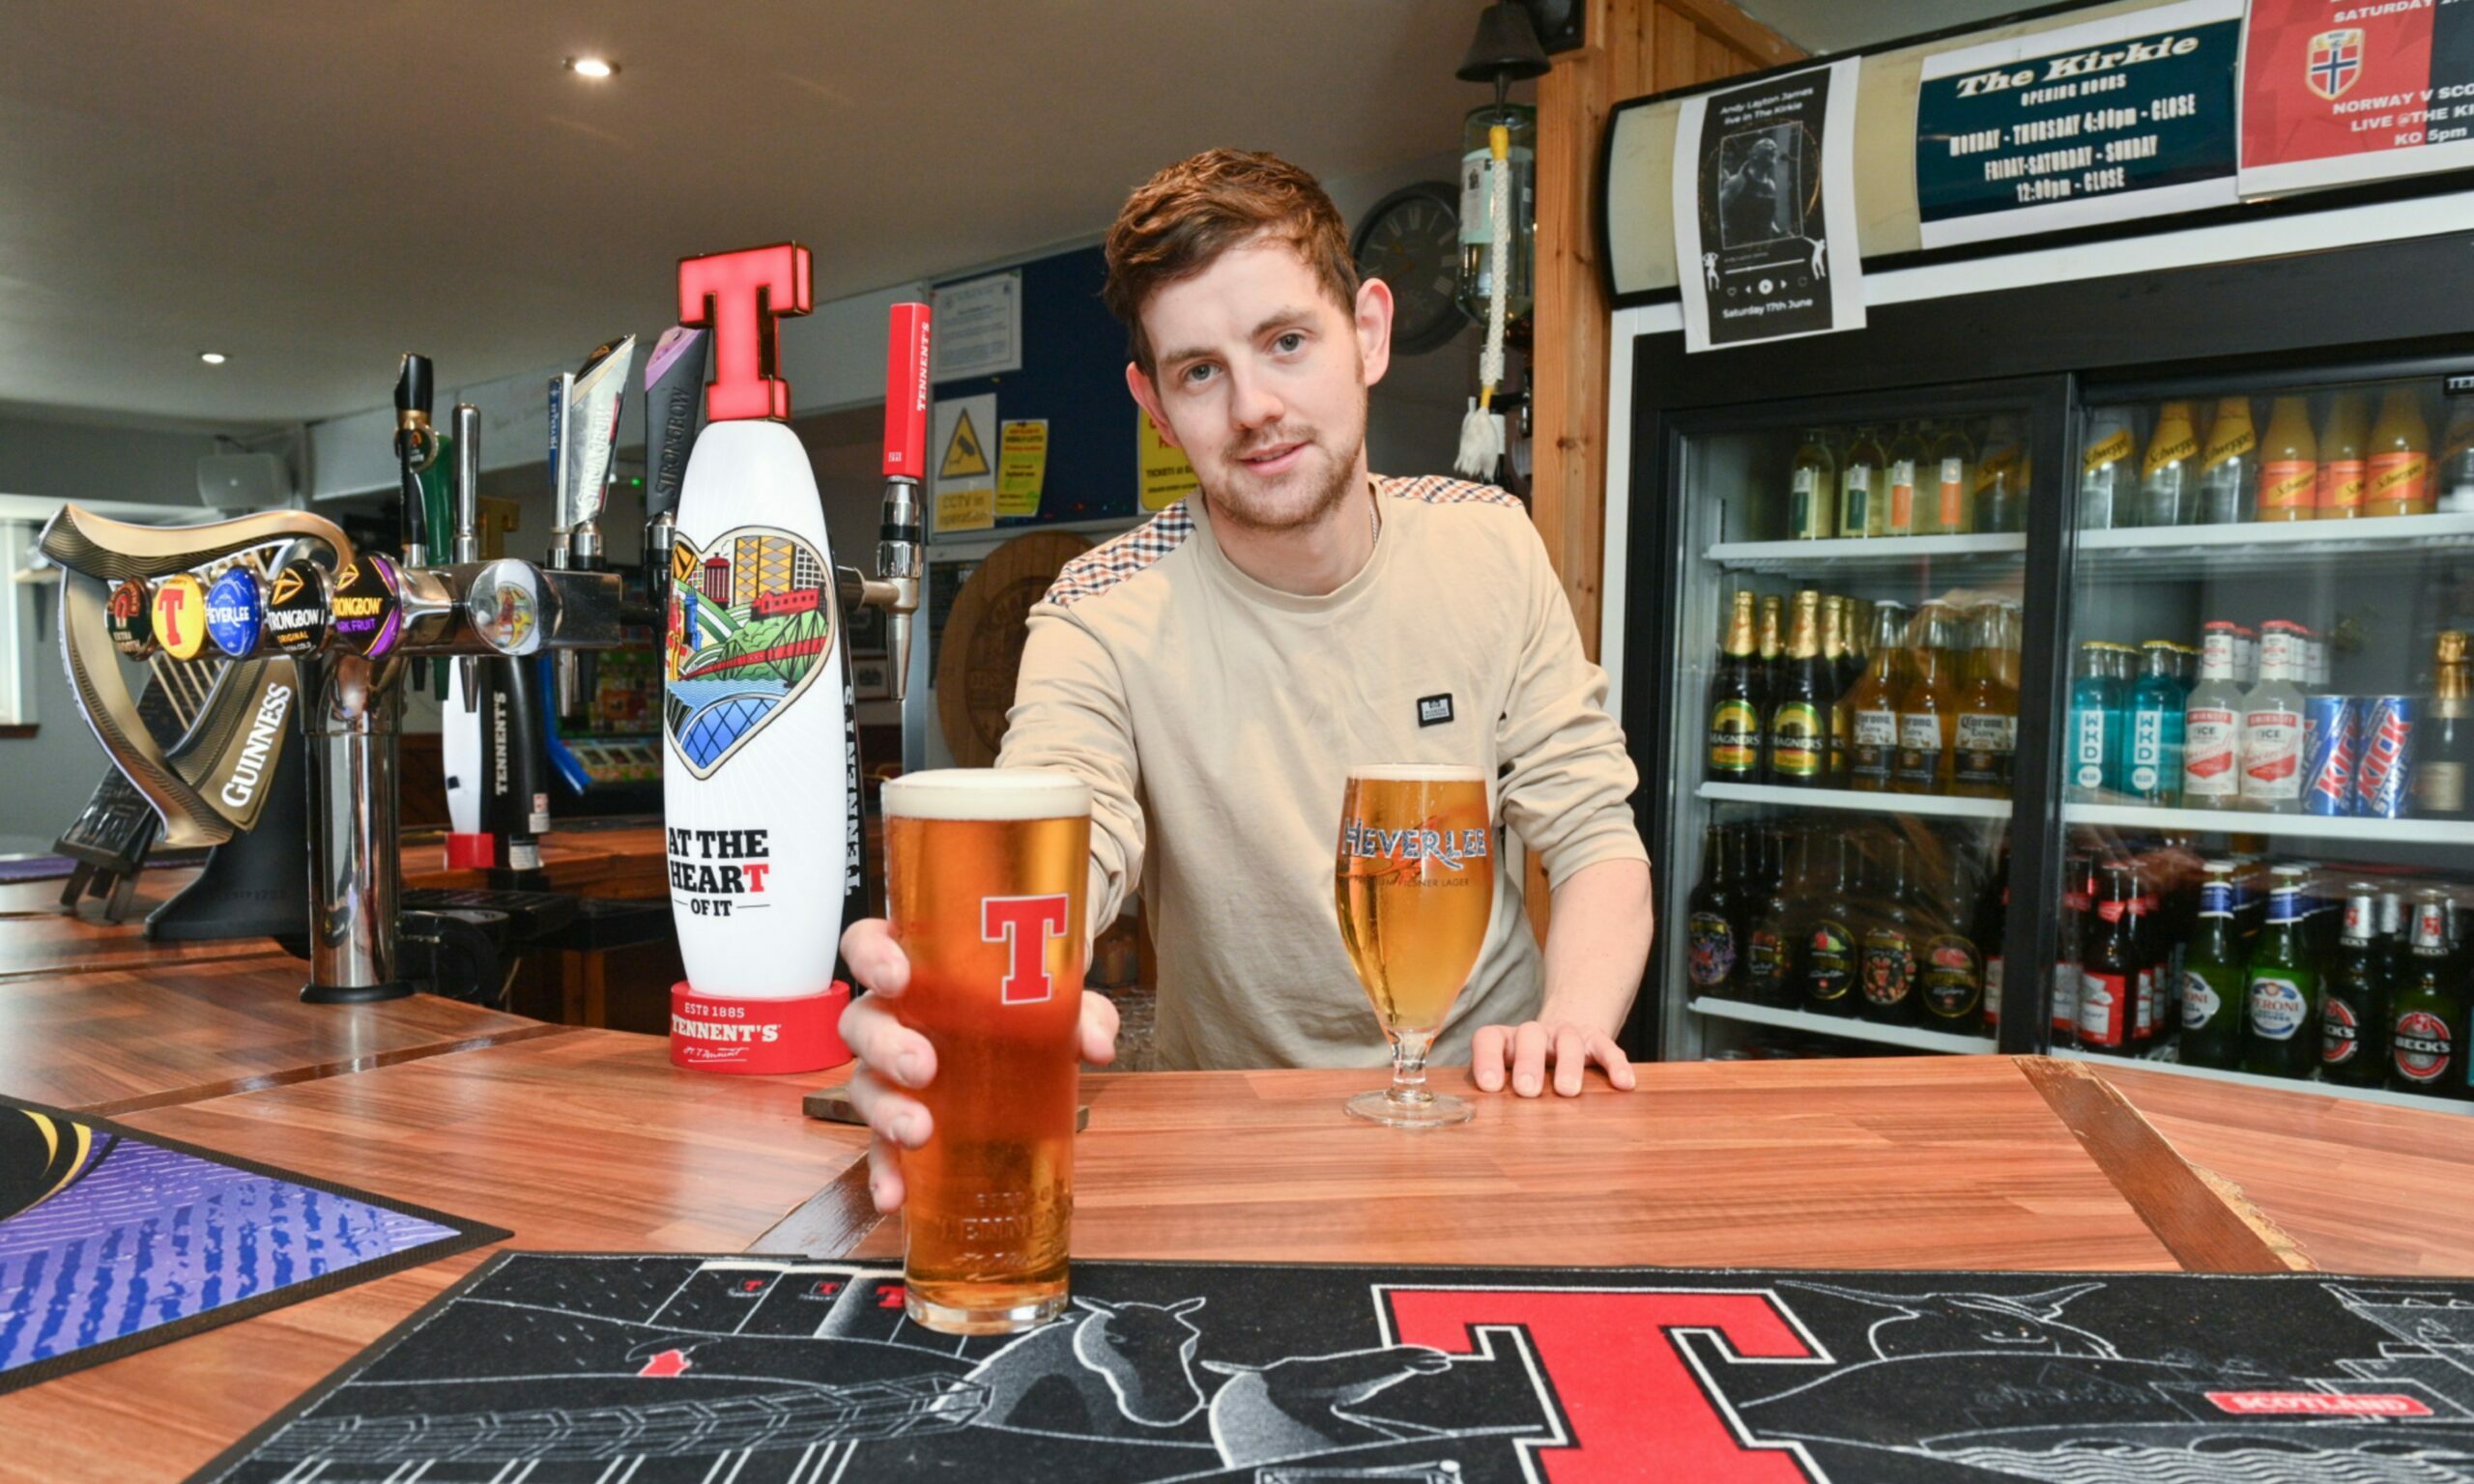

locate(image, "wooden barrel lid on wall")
(935, 530), (1091, 766)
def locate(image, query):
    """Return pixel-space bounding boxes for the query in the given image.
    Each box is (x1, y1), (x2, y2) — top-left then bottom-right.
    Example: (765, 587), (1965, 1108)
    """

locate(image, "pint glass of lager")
(1335, 764), (1493, 1127)
(882, 767), (1090, 1334)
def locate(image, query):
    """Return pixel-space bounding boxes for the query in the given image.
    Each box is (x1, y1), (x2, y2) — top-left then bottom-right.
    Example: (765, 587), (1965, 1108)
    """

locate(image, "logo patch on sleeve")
(1417, 694), (1454, 728)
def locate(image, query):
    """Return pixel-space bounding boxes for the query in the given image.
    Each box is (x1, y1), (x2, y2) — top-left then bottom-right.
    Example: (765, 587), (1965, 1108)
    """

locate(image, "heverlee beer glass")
(1335, 764), (1494, 1127)
(883, 767), (1090, 1333)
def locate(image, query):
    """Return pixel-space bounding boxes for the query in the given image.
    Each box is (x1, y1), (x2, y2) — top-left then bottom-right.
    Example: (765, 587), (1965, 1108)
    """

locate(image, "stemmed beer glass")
(1334, 764), (1494, 1127)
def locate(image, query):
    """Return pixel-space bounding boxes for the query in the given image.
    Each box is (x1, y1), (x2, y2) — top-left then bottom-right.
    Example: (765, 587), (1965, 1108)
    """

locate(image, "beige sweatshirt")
(995, 473), (1647, 1070)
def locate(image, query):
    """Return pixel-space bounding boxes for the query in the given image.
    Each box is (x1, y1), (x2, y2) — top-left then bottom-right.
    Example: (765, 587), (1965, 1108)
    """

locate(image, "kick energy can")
(2355, 696), (2415, 818)
(2303, 696), (2357, 817)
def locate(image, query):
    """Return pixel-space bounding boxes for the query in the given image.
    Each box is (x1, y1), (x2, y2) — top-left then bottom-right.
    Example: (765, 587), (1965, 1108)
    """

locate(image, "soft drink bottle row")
(2082, 385), (2474, 528)
(1707, 590), (2023, 798)
(2070, 624), (2472, 820)
(1686, 817), (2007, 1034)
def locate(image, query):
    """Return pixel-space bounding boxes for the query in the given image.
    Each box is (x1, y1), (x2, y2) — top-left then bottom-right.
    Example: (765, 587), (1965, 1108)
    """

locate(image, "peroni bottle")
(2176, 867), (2245, 1070)
(2239, 881), (2319, 1079)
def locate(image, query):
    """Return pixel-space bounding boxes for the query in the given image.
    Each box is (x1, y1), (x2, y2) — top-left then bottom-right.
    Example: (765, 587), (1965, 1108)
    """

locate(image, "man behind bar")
(841, 150), (1654, 1209)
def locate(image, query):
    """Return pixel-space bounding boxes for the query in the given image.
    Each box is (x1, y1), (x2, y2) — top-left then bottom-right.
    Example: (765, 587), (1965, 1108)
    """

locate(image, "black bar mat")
(0, 1092), (505, 1395)
(191, 1250), (2474, 1482)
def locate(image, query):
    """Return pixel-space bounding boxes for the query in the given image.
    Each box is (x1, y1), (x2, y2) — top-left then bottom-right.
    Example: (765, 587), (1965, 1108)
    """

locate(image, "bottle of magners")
(1707, 591), (1762, 783)
(2320, 882), (2389, 1088)
(1821, 596), (1855, 782)
(1799, 833), (1860, 1016)
(1844, 601), (1909, 793)
(1766, 589), (1832, 788)
(1857, 834), (1920, 1025)
(1756, 594), (1785, 771)
(2388, 893), (2466, 1096)
(2177, 865), (2245, 1070)
(2239, 879), (2319, 1079)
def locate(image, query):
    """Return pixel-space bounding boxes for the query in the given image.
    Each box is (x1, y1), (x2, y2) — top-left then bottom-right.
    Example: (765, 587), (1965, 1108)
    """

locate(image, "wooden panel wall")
(1526, 0), (1798, 944)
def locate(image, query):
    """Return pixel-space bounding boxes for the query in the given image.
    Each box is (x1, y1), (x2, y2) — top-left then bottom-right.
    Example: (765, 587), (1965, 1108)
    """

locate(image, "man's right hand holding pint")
(838, 917), (1121, 1214)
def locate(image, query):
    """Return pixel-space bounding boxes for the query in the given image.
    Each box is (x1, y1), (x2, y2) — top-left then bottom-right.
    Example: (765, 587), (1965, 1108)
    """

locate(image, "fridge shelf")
(2077, 510), (2474, 579)
(1704, 531), (2027, 572)
(2056, 1046), (2473, 1116)
(1690, 996), (1998, 1055)
(1700, 782), (2011, 820)
(2063, 801), (2474, 846)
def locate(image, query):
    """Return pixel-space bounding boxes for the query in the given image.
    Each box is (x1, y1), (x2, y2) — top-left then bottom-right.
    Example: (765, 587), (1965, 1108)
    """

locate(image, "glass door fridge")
(1636, 378), (2071, 1065)
(2052, 356), (2474, 1107)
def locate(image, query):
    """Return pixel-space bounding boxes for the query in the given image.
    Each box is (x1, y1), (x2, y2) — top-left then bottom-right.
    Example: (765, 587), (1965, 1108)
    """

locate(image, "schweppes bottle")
(2316, 392), (2369, 520)
(1765, 590), (1831, 789)
(2135, 400), (2199, 528)
(2195, 396), (2255, 524)
(1707, 590), (1763, 784)
(2366, 386), (2432, 518)
(2257, 395), (2316, 522)
(2079, 410), (2134, 529)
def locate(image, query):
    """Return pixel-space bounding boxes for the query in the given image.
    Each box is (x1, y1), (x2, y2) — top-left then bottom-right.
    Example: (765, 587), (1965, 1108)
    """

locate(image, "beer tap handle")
(876, 302), (931, 703)
(451, 403), (482, 712)
(393, 355), (435, 566)
(642, 327), (709, 607)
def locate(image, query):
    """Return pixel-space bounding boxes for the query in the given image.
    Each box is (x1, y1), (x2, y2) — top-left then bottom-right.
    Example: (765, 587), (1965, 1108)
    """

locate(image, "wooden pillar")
(1525, 0), (1798, 945)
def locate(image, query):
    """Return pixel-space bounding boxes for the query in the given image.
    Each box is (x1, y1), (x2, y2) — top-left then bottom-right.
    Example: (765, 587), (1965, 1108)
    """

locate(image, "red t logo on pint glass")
(982, 895), (1070, 1004)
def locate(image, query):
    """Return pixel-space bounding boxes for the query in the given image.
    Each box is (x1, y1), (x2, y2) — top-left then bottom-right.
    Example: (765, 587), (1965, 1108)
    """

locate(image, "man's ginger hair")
(1102, 149), (1359, 378)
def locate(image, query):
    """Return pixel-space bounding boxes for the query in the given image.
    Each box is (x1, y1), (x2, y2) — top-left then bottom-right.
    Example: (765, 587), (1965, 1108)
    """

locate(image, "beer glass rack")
(1689, 996), (1998, 1055)
(2064, 801), (2474, 847)
(1705, 531), (2027, 575)
(1700, 782), (2009, 821)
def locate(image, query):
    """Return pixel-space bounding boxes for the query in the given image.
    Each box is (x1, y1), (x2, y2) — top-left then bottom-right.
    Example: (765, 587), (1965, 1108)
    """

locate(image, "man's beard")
(1201, 425), (1365, 536)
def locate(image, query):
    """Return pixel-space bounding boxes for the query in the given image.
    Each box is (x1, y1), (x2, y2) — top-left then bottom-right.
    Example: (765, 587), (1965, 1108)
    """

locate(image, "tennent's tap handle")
(876, 302), (931, 703)
(393, 354), (436, 564)
(451, 403), (483, 710)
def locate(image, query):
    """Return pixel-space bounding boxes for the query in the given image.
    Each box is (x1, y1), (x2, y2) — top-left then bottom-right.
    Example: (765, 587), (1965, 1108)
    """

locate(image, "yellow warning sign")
(1138, 413), (1198, 511)
(939, 409), (992, 480)
(935, 486), (995, 532)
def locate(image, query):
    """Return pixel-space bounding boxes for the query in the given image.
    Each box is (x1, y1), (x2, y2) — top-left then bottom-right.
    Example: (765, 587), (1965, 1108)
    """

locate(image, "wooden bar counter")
(0, 921), (2468, 1478)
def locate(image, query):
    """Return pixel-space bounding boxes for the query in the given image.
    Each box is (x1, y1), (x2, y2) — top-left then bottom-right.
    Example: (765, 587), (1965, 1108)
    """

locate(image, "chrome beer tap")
(43, 351), (635, 1003)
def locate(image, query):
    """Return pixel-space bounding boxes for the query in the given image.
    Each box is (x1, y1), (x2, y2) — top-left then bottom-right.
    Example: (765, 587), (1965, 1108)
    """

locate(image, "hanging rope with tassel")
(1454, 122), (1511, 481)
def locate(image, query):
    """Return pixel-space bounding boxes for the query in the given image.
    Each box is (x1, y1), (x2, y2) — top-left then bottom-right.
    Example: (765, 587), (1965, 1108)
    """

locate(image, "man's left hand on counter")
(1473, 856), (1654, 1097)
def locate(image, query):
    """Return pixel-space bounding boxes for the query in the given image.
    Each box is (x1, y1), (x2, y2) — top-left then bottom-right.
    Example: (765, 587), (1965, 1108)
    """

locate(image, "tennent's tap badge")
(662, 243), (854, 1074)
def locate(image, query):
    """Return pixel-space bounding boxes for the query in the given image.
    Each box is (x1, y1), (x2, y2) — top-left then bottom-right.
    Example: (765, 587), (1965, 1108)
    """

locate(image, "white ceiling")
(1, 0), (1502, 429)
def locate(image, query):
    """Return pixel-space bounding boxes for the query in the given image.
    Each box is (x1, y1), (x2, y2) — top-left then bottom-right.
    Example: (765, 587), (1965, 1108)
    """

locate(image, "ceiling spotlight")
(198, 352), (228, 365)
(565, 56), (618, 79)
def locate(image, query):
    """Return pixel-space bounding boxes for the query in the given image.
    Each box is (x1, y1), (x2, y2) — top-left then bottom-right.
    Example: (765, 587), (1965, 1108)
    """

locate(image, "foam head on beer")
(881, 767), (1093, 823)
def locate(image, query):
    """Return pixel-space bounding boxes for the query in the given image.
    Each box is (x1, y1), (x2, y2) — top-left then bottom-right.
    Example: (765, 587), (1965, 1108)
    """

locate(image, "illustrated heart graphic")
(662, 525), (836, 780)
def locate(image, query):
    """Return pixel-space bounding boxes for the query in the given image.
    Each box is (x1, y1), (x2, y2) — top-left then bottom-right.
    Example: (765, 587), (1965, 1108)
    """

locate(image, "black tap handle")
(395, 354), (433, 425)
